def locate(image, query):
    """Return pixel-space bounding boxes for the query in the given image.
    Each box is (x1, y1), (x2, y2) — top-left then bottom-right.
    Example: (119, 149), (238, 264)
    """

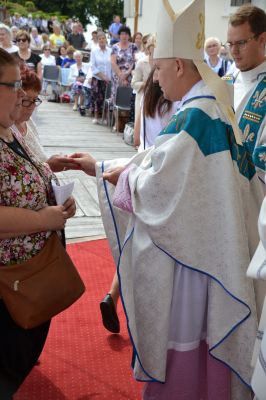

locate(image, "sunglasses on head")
(17, 38), (27, 43)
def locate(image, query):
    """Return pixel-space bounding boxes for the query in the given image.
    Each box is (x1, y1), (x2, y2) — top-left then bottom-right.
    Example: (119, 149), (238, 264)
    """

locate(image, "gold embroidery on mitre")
(196, 13), (205, 49)
(163, 0), (177, 22)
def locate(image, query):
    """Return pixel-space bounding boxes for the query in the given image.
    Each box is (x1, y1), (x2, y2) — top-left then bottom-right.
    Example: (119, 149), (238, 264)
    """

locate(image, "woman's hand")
(68, 152), (97, 176)
(63, 196), (76, 219)
(47, 155), (81, 172)
(38, 205), (67, 231)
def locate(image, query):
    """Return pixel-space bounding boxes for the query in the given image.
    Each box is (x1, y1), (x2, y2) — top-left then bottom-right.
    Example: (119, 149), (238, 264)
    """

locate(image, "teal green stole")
(238, 76), (266, 171)
(239, 77), (266, 170)
(223, 74), (266, 171)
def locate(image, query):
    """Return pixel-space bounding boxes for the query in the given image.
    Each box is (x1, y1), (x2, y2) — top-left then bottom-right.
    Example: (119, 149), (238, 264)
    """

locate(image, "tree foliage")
(35, 0), (124, 29)
(2, 0), (124, 29)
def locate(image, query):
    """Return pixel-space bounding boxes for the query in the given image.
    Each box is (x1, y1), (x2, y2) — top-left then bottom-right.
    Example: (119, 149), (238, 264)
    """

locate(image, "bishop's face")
(153, 58), (181, 101)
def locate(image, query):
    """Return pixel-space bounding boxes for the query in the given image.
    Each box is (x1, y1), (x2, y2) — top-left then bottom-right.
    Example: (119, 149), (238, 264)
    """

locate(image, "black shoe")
(100, 293), (120, 334)
(79, 106), (86, 116)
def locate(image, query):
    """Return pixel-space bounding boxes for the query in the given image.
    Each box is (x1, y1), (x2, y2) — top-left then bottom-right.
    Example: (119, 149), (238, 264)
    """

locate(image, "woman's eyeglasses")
(0, 80), (23, 92)
(22, 97), (42, 107)
(44, 48), (51, 51)
(17, 38), (28, 43)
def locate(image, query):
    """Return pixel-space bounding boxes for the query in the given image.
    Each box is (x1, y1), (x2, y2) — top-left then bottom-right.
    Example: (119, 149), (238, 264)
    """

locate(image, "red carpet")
(14, 240), (143, 400)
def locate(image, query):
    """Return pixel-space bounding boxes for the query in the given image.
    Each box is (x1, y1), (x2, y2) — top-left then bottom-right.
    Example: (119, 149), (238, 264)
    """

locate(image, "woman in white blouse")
(0, 23), (18, 53)
(40, 45), (57, 94)
(30, 27), (44, 51)
(90, 32), (112, 124)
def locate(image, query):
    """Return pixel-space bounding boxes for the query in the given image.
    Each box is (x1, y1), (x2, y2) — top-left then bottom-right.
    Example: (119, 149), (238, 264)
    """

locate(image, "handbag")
(0, 232), (85, 329)
(0, 137), (85, 329)
(123, 122), (134, 146)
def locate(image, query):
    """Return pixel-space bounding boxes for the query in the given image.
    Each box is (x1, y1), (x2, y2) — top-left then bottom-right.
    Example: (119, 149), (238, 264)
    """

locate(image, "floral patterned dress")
(0, 125), (56, 397)
(0, 125), (55, 265)
(110, 42), (138, 105)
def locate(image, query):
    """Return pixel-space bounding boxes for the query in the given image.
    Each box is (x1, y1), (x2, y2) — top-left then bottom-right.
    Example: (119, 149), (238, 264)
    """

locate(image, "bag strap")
(3, 134), (53, 204)
(2, 134), (66, 246)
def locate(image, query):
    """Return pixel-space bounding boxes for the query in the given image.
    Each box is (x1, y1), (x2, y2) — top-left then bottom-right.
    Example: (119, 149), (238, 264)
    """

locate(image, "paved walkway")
(36, 100), (136, 242)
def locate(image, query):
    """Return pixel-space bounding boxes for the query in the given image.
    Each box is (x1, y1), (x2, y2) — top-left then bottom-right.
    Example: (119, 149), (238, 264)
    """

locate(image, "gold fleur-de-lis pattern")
(259, 152), (266, 162)
(242, 124), (255, 143)
(252, 88), (266, 109)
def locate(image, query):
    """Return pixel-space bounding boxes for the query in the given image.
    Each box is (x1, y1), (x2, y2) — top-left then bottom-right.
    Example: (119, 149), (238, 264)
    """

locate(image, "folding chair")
(101, 81), (112, 126)
(112, 86), (133, 132)
(42, 65), (61, 98)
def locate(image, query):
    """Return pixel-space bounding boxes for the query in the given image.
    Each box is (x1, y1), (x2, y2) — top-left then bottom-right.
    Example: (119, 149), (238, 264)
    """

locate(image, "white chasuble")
(96, 83), (258, 397)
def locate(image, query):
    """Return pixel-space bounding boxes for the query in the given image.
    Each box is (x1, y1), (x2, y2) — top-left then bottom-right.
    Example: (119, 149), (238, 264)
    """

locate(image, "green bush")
(25, 1), (36, 12)
(6, 2), (27, 16)
(1, 1), (70, 21)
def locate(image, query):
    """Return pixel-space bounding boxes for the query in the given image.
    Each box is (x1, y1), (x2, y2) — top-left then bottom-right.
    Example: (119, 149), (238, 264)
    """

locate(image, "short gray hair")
(97, 31), (106, 40)
(73, 50), (83, 58)
(0, 24), (11, 37)
(10, 26), (18, 33)
(204, 37), (221, 51)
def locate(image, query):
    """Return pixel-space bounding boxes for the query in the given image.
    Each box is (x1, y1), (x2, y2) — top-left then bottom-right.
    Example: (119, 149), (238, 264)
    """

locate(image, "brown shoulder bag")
(0, 232), (85, 329)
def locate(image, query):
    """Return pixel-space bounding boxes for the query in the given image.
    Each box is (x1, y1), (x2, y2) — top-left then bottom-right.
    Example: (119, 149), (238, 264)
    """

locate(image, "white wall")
(126, 0), (266, 44)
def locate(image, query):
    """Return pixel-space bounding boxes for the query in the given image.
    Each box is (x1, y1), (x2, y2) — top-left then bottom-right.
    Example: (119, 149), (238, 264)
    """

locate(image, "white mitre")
(153, 0), (242, 145)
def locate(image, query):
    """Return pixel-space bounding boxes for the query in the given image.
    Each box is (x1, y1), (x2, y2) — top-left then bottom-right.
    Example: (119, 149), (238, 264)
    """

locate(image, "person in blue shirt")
(108, 15), (122, 46)
(61, 46), (76, 68)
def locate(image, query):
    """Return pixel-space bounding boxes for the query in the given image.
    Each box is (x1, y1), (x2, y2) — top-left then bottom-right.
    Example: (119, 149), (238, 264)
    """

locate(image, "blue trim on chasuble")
(101, 161), (122, 254)
(114, 219), (252, 388)
(152, 241), (252, 390)
(160, 107), (256, 180)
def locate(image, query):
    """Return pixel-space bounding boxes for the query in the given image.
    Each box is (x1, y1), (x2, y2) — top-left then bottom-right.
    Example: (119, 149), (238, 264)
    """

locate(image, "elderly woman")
(0, 49), (75, 398)
(68, 50), (90, 114)
(15, 67), (77, 171)
(29, 27), (44, 51)
(10, 26), (18, 44)
(0, 24), (18, 54)
(204, 37), (231, 77)
(40, 44), (57, 95)
(90, 32), (112, 124)
(110, 26), (138, 106)
(15, 29), (42, 79)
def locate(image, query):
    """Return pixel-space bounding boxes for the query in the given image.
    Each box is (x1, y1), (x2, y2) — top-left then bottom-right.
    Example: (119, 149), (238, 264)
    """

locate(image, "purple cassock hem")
(143, 342), (231, 400)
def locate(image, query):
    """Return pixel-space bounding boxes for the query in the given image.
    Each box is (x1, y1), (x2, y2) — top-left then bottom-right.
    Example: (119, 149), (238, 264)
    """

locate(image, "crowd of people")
(0, 1), (266, 399)
(0, 11), (236, 130)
